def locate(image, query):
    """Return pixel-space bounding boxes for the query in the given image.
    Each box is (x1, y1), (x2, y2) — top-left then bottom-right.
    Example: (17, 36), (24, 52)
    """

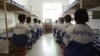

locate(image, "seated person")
(32, 18), (40, 41)
(13, 14), (32, 49)
(63, 9), (94, 56)
(26, 17), (34, 41)
(53, 20), (58, 37)
(26, 17), (34, 30)
(38, 20), (43, 36)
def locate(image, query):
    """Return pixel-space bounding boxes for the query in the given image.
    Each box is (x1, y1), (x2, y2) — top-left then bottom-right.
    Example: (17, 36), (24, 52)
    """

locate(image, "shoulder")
(65, 25), (76, 34)
(23, 24), (30, 29)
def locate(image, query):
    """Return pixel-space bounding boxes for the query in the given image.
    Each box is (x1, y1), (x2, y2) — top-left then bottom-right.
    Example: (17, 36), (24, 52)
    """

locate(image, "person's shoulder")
(23, 24), (30, 29)
(15, 23), (19, 25)
(14, 23), (23, 28)
(66, 25), (75, 31)
(29, 23), (34, 26)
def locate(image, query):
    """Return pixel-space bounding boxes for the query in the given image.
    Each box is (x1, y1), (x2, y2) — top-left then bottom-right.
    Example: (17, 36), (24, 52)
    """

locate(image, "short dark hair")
(38, 20), (41, 23)
(26, 17), (31, 23)
(33, 18), (38, 23)
(55, 20), (58, 23)
(18, 14), (26, 22)
(64, 15), (71, 23)
(74, 8), (89, 23)
(59, 17), (64, 23)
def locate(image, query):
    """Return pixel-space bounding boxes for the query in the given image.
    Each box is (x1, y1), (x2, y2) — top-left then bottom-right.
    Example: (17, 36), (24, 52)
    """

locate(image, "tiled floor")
(0, 34), (63, 56)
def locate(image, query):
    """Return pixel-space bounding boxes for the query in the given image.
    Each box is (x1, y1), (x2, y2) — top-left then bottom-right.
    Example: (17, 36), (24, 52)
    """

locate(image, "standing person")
(63, 9), (94, 56)
(13, 14), (32, 49)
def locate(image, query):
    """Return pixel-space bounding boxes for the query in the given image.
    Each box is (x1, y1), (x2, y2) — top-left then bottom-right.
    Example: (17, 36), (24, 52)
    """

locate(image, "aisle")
(26, 33), (63, 56)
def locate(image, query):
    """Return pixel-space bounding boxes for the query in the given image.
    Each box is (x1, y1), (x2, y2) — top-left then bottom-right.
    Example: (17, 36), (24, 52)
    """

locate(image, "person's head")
(64, 15), (72, 23)
(59, 17), (64, 23)
(26, 17), (31, 23)
(18, 14), (26, 23)
(33, 18), (38, 23)
(74, 8), (89, 24)
(38, 20), (41, 24)
(55, 20), (58, 23)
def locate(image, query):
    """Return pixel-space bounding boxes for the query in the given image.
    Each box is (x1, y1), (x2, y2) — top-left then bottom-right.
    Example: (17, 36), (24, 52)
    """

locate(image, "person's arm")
(63, 31), (70, 47)
(25, 25), (32, 39)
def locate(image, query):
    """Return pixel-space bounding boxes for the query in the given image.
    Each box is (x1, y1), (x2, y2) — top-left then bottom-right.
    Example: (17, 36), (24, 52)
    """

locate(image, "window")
(43, 3), (62, 22)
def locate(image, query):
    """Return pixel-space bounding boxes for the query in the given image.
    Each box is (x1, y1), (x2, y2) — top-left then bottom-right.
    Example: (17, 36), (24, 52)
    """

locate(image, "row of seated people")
(13, 14), (43, 56)
(53, 15), (72, 47)
(0, 14), (43, 56)
(26, 17), (43, 43)
(53, 9), (100, 56)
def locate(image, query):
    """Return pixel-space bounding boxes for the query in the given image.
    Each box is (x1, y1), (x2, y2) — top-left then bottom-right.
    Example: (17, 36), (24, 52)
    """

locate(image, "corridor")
(26, 34), (63, 56)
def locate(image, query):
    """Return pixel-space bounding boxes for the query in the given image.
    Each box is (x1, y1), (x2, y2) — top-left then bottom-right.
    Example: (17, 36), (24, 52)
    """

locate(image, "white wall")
(87, 19), (100, 30)
(30, 0), (43, 20)
(87, 10), (100, 30)
(0, 11), (16, 32)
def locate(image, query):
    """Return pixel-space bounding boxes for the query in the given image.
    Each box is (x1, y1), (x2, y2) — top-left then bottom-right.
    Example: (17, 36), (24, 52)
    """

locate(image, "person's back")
(66, 24), (93, 44)
(14, 14), (31, 39)
(63, 9), (94, 56)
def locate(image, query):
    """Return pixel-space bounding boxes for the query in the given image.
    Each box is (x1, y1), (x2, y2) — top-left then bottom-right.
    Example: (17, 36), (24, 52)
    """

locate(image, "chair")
(12, 34), (29, 56)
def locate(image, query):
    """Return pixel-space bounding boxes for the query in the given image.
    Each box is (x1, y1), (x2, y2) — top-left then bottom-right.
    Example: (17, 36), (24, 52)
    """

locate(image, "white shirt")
(63, 24), (94, 46)
(62, 23), (73, 32)
(13, 23), (32, 39)
(38, 23), (43, 29)
(32, 23), (39, 32)
(59, 23), (65, 36)
(53, 23), (58, 29)
(27, 23), (34, 30)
